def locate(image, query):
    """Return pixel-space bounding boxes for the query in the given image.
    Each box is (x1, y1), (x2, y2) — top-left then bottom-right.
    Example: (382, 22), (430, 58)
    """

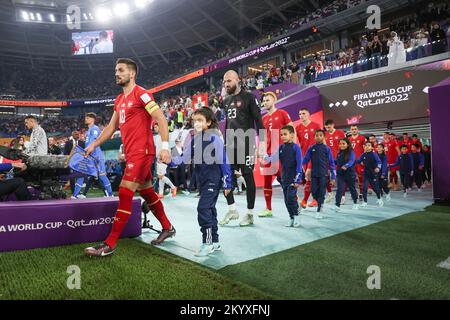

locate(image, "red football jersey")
(295, 121), (322, 156)
(325, 129), (346, 159)
(384, 139), (400, 164)
(114, 85), (156, 158)
(411, 139), (423, 150)
(400, 138), (414, 152)
(349, 134), (366, 158)
(263, 109), (292, 154)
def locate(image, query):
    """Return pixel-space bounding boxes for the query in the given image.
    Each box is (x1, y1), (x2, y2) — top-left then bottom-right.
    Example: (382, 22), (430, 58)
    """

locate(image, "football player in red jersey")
(401, 133), (414, 152)
(324, 119), (346, 203)
(383, 132), (401, 191)
(348, 125), (366, 197)
(369, 135), (378, 149)
(295, 108), (322, 208)
(259, 92), (293, 217)
(411, 134), (422, 151)
(84, 58), (175, 257)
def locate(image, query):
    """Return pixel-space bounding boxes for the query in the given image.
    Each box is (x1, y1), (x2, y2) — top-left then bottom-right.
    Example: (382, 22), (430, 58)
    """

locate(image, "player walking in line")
(259, 91), (293, 218)
(295, 108), (322, 209)
(84, 58), (175, 257)
(356, 141), (384, 208)
(348, 125), (366, 199)
(324, 119), (345, 204)
(219, 70), (265, 227)
(263, 125), (302, 227)
(302, 129), (336, 219)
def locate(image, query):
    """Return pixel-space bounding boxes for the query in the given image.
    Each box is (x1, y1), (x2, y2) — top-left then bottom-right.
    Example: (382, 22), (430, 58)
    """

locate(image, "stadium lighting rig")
(15, 0), (155, 24)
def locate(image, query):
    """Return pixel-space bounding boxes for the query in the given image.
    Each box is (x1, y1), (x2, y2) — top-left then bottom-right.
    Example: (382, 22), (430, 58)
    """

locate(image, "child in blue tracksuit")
(389, 145), (414, 197)
(334, 138), (359, 211)
(264, 125), (302, 227)
(356, 141), (383, 207)
(410, 143), (424, 190)
(177, 108), (232, 257)
(302, 129), (336, 217)
(376, 144), (391, 201)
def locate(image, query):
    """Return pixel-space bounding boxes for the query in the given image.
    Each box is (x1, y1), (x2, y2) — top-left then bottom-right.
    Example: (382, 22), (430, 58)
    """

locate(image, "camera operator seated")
(23, 115), (48, 156)
(0, 162), (32, 201)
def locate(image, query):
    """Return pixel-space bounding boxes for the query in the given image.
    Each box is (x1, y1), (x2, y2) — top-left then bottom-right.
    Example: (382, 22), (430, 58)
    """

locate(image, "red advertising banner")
(148, 69), (204, 94)
(0, 100), (68, 107)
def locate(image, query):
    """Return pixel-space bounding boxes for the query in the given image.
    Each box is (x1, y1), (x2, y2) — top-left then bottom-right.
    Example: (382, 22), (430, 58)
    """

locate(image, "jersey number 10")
(120, 109), (126, 124)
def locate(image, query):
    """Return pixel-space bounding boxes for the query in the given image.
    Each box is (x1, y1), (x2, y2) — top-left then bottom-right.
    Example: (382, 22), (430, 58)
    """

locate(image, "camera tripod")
(141, 201), (161, 234)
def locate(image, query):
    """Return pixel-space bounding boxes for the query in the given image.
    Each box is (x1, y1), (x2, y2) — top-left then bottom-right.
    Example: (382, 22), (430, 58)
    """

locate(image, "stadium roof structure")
(0, 0), (314, 70)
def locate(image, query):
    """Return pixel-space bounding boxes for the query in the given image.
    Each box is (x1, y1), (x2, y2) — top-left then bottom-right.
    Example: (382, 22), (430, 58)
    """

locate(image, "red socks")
(263, 189), (273, 211)
(303, 181), (311, 202)
(104, 187), (134, 248)
(139, 187), (171, 230)
(263, 175), (274, 211)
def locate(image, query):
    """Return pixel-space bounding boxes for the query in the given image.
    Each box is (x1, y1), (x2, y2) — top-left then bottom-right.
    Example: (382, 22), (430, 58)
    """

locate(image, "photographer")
(0, 162), (32, 201)
(23, 115), (48, 156)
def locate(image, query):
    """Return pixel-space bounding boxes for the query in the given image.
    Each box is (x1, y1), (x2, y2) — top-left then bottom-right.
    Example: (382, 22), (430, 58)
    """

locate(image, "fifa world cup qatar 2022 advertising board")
(321, 69), (450, 127)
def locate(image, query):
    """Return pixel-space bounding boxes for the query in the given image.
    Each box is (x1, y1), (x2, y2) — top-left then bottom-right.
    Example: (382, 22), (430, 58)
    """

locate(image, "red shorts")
(262, 161), (281, 177)
(389, 165), (400, 171)
(122, 154), (154, 185)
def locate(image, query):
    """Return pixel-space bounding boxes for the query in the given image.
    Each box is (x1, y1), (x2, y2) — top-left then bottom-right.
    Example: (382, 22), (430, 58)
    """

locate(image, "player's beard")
(226, 83), (238, 95)
(117, 77), (131, 87)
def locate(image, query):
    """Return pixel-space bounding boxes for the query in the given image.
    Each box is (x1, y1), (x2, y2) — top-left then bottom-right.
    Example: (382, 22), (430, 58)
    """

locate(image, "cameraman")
(0, 162), (32, 201)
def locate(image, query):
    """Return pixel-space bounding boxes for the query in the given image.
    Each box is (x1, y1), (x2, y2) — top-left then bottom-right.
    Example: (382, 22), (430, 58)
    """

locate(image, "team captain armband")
(141, 92), (160, 114)
(145, 101), (160, 114)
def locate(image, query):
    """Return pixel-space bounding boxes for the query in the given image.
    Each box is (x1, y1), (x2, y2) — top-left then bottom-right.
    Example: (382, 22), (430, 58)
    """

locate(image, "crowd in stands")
(0, 1), (448, 102)
(0, 0), (367, 100)
(296, 2), (449, 83)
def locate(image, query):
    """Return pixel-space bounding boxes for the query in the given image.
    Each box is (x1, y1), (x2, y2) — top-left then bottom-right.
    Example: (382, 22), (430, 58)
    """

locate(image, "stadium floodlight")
(135, 0), (153, 8)
(21, 11), (29, 21)
(95, 7), (112, 22)
(83, 13), (88, 20)
(29, 12), (35, 20)
(113, 3), (130, 17)
(88, 12), (93, 20)
(66, 14), (71, 22)
(49, 14), (55, 22)
(36, 13), (42, 21)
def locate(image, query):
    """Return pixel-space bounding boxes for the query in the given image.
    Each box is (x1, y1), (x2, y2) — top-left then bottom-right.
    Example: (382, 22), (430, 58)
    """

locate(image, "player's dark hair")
(281, 125), (295, 134)
(192, 107), (219, 130)
(403, 132), (408, 136)
(86, 112), (97, 120)
(369, 134), (376, 138)
(400, 144), (408, 150)
(412, 134), (418, 138)
(325, 119), (334, 126)
(299, 108), (310, 113)
(25, 115), (37, 121)
(116, 58), (138, 76)
(350, 125), (358, 128)
(378, 143), (385, 149)
(339, 138), (353, 162)
(314, 129), (325, 136)
(364, 141), (373, 147)
(412, 143), (420, 149)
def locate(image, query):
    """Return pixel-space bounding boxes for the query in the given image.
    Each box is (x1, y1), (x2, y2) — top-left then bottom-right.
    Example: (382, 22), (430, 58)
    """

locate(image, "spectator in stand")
(430, 22), (447, 54)
(387, 31), (407, 68)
